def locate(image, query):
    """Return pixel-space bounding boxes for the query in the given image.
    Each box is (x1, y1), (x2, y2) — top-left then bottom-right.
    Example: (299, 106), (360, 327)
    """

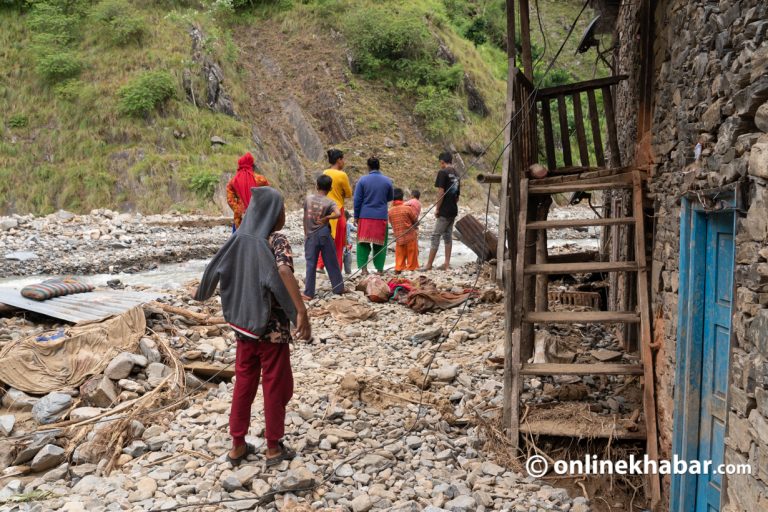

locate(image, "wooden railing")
(535, 75), (628, 173)
(510, 68), (539, 174)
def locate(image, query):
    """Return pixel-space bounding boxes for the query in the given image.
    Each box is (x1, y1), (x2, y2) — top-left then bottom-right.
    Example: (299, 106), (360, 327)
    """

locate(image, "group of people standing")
(226, 147), (462, 300)
(205, 147), (461, 466)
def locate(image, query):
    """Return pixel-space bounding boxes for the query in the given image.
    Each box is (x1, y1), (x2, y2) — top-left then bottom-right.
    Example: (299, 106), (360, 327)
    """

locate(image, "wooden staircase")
(508, 169), (661, 504)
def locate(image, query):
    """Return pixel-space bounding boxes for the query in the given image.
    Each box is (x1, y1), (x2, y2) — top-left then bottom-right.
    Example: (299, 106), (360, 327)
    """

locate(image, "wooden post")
(501, 0), (519, 439)
(632, 172), (661, 507)
(519, 0), (534, 81)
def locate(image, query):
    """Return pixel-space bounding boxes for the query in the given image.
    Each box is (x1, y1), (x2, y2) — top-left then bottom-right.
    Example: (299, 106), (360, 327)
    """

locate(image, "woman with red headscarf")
(226, 152), (270, 230)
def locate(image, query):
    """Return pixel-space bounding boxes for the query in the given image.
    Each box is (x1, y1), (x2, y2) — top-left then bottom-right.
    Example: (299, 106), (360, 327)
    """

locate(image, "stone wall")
(613, 0), (768, 509)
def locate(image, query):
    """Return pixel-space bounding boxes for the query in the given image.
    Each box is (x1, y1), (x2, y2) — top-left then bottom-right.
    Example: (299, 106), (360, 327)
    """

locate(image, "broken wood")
(183, 361), (235, 380)
(524, 261), (640, 275)
(524, 311), (640, 323)
(148, 302), (225, 325)
(520, 419), (646, 440)
(520, 363), (643, 376)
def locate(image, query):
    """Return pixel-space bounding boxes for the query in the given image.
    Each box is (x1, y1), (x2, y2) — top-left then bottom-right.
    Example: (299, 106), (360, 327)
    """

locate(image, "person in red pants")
(195, 187), (311, 467)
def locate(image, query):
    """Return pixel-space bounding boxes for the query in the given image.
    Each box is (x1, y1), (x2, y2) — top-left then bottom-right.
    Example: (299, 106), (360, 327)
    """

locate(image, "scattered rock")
(105, 352), (147, 380)
(0, 218), (18, 231)
(80, 375), (117, 408)
(69, 407), (103, 422)
(2, 388), (38, 411)
(351, 493), (373, 512)
(31, 392), (73, 424)
(0, 415), (15, 436)
(147, 362), (172, 388)
(30, 444), (66, 472)
(275, 467), (317, 490)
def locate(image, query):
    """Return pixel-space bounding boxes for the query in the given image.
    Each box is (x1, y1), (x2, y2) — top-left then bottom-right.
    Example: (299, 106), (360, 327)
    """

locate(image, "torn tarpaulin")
(0, 306), (145, 394)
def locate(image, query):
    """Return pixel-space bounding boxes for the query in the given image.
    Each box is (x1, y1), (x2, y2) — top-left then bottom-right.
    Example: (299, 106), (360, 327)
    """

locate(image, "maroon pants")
(230, 339), (293, 450)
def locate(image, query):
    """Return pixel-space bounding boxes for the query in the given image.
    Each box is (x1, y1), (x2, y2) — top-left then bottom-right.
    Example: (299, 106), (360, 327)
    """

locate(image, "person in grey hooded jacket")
(195, 186), (310, 466)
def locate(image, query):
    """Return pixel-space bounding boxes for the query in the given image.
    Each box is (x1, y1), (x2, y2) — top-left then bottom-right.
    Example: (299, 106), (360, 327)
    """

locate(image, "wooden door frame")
(671, 195), (737, 511)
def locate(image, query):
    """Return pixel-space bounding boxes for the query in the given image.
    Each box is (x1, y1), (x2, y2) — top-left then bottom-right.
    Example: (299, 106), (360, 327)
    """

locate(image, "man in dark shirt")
(424, 151), (460, 270)
(303, 175), (344, 299)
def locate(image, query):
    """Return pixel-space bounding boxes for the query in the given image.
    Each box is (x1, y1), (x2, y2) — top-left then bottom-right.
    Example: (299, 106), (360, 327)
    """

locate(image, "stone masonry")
(612, 0), (768, 509)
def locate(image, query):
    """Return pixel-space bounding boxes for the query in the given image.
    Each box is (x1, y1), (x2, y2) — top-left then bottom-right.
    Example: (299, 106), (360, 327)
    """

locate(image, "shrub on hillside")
(36, 51), (83, 83)
(187, 168), (220, 199)
(344, 5), (434, 80)
(413, 86), (459, 139)
(118, 71), (177, 117)
(26, 2), (80, 43)
(8, 114), (28, 128)
(90, 0), (147, 46)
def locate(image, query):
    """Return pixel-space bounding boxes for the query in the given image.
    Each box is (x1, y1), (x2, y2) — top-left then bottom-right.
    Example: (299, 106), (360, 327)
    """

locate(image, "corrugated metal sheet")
(0, 288), (161, 323)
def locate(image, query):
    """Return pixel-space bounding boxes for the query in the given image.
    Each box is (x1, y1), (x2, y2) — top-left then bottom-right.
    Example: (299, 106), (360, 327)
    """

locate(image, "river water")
(0, 235), (597, 291)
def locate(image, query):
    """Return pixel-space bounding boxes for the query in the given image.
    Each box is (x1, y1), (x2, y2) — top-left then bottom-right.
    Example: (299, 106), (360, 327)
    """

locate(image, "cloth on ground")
(403, 278), (478, 313)
(324, 298), (376, 323)
(0, 306), (145, 394)
(21, 278), (94, 301)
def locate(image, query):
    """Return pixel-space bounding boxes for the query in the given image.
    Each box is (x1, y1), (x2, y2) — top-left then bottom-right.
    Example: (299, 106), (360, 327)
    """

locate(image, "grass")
(0, 0), (604, 215)
(0, 3), (254, 214)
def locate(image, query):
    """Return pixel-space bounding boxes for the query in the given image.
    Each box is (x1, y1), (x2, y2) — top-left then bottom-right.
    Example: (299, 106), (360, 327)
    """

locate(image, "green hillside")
(0, 0), (600, 215)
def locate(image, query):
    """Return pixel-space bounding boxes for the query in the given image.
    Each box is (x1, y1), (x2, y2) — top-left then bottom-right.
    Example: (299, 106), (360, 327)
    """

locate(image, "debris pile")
(0, 265), (588, 511)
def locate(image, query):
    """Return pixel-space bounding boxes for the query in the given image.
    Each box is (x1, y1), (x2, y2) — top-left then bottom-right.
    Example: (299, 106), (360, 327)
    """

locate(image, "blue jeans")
(304, 226), (344, 298)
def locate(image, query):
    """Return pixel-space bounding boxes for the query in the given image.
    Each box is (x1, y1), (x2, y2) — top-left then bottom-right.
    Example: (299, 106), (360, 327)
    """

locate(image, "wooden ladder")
(508, 170), (661, 506)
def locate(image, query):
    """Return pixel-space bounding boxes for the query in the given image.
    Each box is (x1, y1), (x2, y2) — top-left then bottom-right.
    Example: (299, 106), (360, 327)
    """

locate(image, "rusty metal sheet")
(0, 288), (161, 323)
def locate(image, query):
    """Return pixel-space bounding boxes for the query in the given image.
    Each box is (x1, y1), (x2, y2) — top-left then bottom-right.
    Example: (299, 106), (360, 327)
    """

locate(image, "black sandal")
(226, 443), (256, 467)
(265, 441), (296, 467)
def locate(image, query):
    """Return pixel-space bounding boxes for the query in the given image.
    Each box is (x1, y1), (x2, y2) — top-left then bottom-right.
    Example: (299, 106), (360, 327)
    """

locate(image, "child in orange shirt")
(388, 188), (419, 272)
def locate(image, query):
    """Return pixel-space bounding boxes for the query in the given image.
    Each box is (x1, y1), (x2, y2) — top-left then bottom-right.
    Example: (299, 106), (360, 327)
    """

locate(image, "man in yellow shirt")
(319, 149), (352, 270)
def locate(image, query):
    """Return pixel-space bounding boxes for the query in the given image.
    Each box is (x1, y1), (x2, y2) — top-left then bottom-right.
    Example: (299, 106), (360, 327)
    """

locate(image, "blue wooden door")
(693, 212), (734, 511)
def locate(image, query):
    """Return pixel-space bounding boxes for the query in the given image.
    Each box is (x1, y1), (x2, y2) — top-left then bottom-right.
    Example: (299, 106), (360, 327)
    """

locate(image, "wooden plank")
(557, 95), (572, 167)
(501, 0), (518, 434)
(519, 0), (534, 81)
(520, 419), (646, 440)
(537, 74), (629, 99)
(586, 89), (605, 167)
(602, 85), (622, 168)
(183, 362), (234, 380)
(572, 92), (590, 167)
(524, 311), (640, 323)
(632, 171), (661, 506)
(509, 178), (529, 449)
(520, 363), (644, 376)
(527, 216), (635, 229)
(529, 180), (632, 194)
(524, 261), (640, 274)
